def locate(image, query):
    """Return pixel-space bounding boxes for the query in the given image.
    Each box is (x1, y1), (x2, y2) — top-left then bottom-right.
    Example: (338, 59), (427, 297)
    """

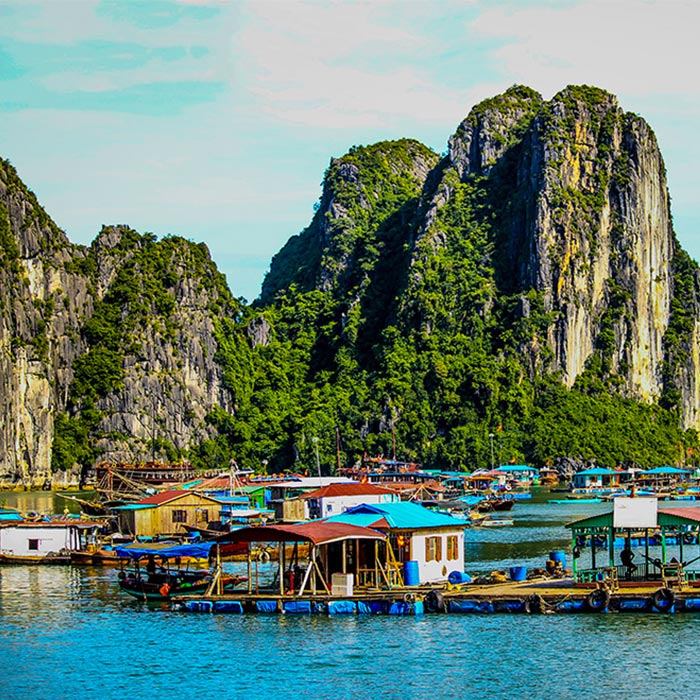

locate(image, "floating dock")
(171, 578), (700, 615)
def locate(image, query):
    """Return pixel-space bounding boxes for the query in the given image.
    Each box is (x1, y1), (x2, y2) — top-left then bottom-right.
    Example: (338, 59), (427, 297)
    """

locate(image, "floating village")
(4, 458), (700, 617)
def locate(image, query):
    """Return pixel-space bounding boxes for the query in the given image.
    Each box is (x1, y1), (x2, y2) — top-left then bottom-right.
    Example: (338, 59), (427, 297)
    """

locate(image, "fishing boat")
(474, 495), (515, 512)
(115, 541), (246, 601)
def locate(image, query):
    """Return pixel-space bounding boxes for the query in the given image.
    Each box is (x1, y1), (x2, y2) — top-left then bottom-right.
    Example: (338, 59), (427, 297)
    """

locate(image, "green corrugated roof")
(324, 502), (465, 530)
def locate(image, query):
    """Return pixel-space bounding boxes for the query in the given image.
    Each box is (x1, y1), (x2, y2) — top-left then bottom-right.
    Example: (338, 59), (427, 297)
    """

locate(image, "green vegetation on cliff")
(36, 88), (700, 475)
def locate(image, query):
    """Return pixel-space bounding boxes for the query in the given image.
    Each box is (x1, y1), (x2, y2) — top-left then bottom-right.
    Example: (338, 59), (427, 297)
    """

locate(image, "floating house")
(116, 490), (225, 539)
(568, 497), (700, 586)
(213, 520), (393, 597)
(494, 465), (539, 487)
(303, 482), (400, 519)
(324, 501), (466, 584)
(0, 518), (101, 563)
(266, 477), (356, 522)
(636, 466), (691, 491)
(572, 468), (622, 492)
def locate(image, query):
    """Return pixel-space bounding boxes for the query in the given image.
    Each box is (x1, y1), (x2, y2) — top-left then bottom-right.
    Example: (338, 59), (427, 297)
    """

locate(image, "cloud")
(97, 0), (220, 30)
(234, 0), (472, 132)
(469, 0), (700, 98)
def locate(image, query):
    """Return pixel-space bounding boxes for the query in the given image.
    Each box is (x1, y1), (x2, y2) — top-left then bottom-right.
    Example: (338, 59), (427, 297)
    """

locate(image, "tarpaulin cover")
(115, 542), (215, 560)
(328, 600), (357, 615)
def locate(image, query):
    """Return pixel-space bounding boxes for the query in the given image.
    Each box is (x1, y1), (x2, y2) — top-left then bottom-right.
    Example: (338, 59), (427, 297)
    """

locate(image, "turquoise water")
(3, 491), (700, 699)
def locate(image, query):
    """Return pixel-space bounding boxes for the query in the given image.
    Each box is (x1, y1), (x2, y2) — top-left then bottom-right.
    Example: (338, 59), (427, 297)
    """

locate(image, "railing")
(577, 563), (700, 585)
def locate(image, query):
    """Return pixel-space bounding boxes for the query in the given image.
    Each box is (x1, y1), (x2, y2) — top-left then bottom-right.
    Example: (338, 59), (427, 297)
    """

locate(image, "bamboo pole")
(280, 542), (285, 595)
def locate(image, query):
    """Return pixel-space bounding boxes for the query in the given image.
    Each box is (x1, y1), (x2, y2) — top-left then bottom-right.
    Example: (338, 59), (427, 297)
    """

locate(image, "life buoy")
(424, 589), (445, 613)
(652, 587), (675, 611)
(585, 588), (610, 612)
(159, 583), (171, 597)
(683, 532), (695, 545)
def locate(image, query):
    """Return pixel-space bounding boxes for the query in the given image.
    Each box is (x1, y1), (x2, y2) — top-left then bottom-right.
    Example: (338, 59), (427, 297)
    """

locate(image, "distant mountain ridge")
(2, 84), (699, 486)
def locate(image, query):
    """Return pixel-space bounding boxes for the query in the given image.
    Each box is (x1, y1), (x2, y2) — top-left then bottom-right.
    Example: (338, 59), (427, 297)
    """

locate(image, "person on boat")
(621, 543), (638, 580)
(146, 554), (157, 575)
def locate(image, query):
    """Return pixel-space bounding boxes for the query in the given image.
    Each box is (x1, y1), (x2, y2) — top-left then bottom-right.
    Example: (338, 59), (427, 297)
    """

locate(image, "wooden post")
(279, 542), (284, 595)
(374, 540), (379, 587)
(311, 546), (317, 594)
(298, 554), (313, 596)
(217, 544), (222, 596)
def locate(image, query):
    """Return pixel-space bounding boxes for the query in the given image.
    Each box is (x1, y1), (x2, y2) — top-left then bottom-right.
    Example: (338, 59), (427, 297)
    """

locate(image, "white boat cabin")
(0, 520), (99, 560)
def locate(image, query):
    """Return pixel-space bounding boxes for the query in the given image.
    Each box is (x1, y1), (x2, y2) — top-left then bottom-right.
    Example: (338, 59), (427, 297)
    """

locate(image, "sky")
(2, 0), (700, 302)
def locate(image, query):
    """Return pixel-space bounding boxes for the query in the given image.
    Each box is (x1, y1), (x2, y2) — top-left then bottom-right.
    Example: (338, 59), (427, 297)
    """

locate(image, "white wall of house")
(318, 493), (398, 518)
(0, 525), (79, 556)
(409, 528), (465, 584)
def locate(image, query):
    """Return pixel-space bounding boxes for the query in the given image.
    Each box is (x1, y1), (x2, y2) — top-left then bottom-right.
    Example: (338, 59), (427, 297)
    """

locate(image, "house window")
(28, 539), (40, 551)
(425, 536), (442, 562)
(446, 535), (459, 561)
(196, 509), (209, 523)
(172, 510), (187, 523)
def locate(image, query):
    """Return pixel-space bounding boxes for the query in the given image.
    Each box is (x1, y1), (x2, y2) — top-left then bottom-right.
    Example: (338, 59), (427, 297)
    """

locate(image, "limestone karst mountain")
(2, 85), (699, 486)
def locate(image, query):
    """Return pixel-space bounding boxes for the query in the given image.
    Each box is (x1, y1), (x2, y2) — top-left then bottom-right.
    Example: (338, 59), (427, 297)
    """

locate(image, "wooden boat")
(0, 552), (70, 565)
(481, 518), (514, 527)
(70, 546), (121, 566)
(118, 568), (246, 601)
(475, 496), (515, 512)
(115, 541), (246, 601)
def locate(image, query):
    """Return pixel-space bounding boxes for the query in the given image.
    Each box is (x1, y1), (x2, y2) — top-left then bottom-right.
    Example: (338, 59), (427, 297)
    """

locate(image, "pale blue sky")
(2, 0), (699, 301)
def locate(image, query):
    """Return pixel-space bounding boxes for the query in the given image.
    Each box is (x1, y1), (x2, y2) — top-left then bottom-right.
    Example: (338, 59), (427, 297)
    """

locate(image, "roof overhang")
(215, 521), (386, 546)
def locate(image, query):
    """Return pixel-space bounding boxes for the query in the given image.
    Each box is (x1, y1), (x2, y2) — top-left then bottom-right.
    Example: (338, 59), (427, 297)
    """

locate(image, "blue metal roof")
(643, 466), (691, 475)
(575, 468), (619, 476)
(324, 501), (465, 530)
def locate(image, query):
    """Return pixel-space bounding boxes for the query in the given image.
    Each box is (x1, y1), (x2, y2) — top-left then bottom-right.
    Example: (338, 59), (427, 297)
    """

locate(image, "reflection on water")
(3, 490), (700, 700)
(1, 491), (88, 515)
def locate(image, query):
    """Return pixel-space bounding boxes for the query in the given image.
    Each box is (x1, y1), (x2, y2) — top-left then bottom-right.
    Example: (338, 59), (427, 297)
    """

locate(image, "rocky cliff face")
(0, 159), (92, 487)
(414, 85), (694, 423)
(0, 160), (239, 487)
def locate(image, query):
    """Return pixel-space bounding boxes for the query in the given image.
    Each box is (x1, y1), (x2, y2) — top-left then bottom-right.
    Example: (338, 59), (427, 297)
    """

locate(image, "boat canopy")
(214, 521), (386, 546)
(115, 541), (216, 560)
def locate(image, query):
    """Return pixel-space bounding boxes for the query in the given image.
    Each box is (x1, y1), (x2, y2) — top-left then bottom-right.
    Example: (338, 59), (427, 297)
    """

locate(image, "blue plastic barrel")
(509, 566), (527, 581)
(549, 551), (566, 568)
(448, 570), (472, 585)
(403, 560), (420, 586)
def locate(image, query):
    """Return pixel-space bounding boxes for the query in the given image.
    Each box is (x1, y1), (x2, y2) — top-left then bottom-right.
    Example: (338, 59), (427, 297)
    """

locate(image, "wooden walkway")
(170, 576), (700, 615)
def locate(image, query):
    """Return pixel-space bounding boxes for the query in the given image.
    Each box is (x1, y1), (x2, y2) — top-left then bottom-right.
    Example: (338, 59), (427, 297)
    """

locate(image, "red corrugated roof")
(133, 490), (191, 506)
(216, 521), (386, 545)
(659, 507), (700, 523)
(301, 482), (398, 499)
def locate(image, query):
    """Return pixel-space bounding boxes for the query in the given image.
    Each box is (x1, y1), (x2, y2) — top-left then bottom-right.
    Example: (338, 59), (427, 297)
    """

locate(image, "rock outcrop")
(0, 160), (239, 487)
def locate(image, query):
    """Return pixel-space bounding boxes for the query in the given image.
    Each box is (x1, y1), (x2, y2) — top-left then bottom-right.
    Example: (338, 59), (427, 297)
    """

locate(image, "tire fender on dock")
(651, 587), (675, 612)
(424, 589), (445, 613)
(585, 588), (610, 612)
